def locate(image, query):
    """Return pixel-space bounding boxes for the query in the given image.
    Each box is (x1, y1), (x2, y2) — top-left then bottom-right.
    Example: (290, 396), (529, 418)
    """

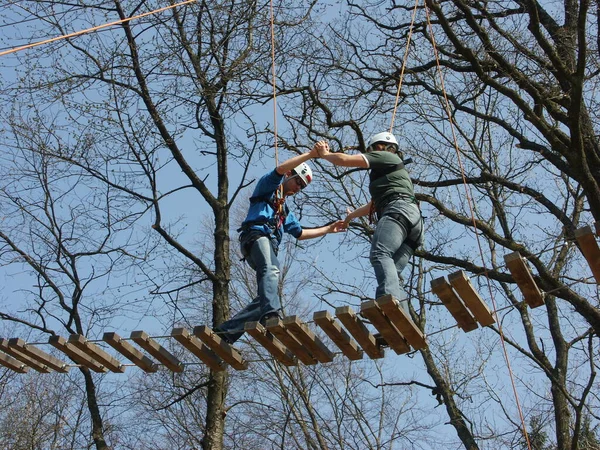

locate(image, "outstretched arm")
(344, 202), (372, 226)
(275, 141), (329, 175)
(318, 144), (369, 168)
(298, 220), (347, 240)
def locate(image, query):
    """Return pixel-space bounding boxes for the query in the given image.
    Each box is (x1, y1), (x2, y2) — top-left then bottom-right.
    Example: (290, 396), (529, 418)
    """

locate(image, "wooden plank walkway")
(575, 225), (600, 284)
(193, 326), (248, 370)
(1, 338), (51, 373)
(283, 316), (334, 364)
(375, 295), (427, 350)
(360, 300), (410, 355)
(504, 252), (545, 308)
(68, 334), (125, 373)
(172, 327), (225, 372)
(264, 317), (318, 365)
(313, 310), (363, 360)
(49, 335), (108, 373)
(0, 351), (29, 373)
(447, 271), (495, 326)
(103, 332), (158, 373)
(244, 322), (297, 366)
(431, 277), (478, 332)
(8, 338), (69, 373)
(130, 331), (184, 373)
(0, 287), (498, 374)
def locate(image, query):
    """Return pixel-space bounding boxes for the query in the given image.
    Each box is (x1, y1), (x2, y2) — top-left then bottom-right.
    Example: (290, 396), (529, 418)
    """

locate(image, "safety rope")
(0, 0), (198, 58)
(389, 0), (420, 132)
(422, 2), (532, 448)
(270, 0), (285, 222)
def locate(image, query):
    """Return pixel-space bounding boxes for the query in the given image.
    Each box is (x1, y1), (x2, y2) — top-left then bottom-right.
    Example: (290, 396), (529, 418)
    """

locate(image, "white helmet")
(291, 162), (313, 188)
(366, 132), (399, 152)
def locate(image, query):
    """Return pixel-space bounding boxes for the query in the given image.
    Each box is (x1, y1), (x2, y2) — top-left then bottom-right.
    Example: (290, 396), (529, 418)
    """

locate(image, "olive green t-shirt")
(363, 151), (416, 211)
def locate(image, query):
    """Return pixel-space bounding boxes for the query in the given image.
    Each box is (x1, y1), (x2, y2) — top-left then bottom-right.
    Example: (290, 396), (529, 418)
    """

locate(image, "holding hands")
(311, 140), (331, 158)
(306, 139), (367, 232)
(329, 219), (348, 233)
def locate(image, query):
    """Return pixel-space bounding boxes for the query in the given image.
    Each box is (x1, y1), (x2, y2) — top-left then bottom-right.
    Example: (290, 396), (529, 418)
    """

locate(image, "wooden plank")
(0, 351), (29, 373)
(49, 335), (108, 373)
(0, 338), (51, 373)
(375, 295), (427, 350)
(264, 318), (317, 365)
(335, 306), (384, 359)
(68, 334), (125, 373)
(193, 326), (248, 370)
(503, 252), (545, 308)
(171, 327), (225, 372)
(282, 316), (335, 364)
(8, 338), (69, 373)
(313, 311), (363, 361)
(244, 322), (297, 366)
(103, 332), (158, 373)
(448, 271), (496, 327)
(575, 225), (600, 284)
(130, 331), (183, 373)
(360, 301), (410, 355)
(430, 277), (478, 332)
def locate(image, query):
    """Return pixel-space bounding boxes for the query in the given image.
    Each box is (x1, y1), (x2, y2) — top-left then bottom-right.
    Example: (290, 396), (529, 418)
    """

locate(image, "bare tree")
(0, 1), (323, 449)
(274, 1), (600, 449)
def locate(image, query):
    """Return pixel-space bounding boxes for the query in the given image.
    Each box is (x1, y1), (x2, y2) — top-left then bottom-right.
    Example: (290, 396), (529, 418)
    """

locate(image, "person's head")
(282, 162), (313, 196)
(366, 132), (399, 153)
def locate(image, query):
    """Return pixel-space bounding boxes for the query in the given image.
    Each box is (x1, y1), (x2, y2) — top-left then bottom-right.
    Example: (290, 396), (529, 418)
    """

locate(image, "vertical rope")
(389, 0), (420, 132)
(423, 3), (532, 448)
(270, 0), (279, 167)
(269, 0), (284, 213)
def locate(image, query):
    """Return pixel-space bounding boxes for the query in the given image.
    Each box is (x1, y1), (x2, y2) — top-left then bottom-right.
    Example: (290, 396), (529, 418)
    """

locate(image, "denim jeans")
(370, 199), (423, 311)
(216, 236), (281, 343)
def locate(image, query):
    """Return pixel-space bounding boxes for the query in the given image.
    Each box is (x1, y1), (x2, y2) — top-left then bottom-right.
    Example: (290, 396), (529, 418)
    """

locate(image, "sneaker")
(260, 311), (282, 326)
(373, 333), (388, 347)
(213, 326), (234, 345)
(220, 334), (235, 345)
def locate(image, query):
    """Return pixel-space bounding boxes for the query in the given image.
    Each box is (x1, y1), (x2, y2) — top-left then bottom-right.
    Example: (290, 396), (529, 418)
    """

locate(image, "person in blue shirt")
(216, 141), (346, 344)
(317, 132), (424, 312)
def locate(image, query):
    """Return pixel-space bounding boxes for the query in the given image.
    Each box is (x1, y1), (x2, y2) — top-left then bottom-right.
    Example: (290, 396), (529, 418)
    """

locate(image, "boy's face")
(282, 175), (306, 196)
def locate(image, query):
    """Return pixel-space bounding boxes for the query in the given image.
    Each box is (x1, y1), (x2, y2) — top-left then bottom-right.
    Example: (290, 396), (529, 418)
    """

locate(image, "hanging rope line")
(422, 2), (532, 448)
(269, 0), (285, 217)
(270, 0), (279, 167)
(0, 0), (198, 58)
(389, 0), (420, 132)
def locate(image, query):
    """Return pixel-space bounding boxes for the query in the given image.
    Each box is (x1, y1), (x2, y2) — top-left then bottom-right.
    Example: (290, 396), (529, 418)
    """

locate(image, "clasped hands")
(309, 141), (354, 232)
(311, 140), (331, 158)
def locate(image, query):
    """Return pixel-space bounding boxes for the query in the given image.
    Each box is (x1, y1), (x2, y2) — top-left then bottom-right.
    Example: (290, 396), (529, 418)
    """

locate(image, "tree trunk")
(82, 369), (108, 450)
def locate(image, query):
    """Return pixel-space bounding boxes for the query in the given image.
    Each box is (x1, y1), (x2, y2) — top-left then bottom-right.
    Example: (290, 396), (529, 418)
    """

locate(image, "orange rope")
(0, 0), (198, 58)
(423, 3), (532, 449)
(389, 0), (420, 132)
(269, 0), (279, 167)
(270, 0), (284, 213)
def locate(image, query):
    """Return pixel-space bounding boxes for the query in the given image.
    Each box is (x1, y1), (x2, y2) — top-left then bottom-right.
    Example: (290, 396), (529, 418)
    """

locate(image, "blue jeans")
(370, 199), (423, 311)
(216, 236), (281, 343)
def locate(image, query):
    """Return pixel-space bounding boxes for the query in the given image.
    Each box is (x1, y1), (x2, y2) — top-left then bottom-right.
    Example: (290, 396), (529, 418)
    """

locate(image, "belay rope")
(269, 0), (286, 228)
(272, 193), (286, 229)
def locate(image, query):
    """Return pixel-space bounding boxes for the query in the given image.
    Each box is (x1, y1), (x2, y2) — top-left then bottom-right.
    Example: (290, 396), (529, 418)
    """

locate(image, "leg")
(370, 215), (407, 301)
(249, 237), (282, 316)
(391, 243), (415, 311)
(392, 213), (424, 311)
(216, 237), (281, 343)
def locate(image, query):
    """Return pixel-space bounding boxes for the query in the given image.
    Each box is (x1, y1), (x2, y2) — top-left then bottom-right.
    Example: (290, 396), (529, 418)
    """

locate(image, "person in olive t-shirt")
(318, 132), (423, 311)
